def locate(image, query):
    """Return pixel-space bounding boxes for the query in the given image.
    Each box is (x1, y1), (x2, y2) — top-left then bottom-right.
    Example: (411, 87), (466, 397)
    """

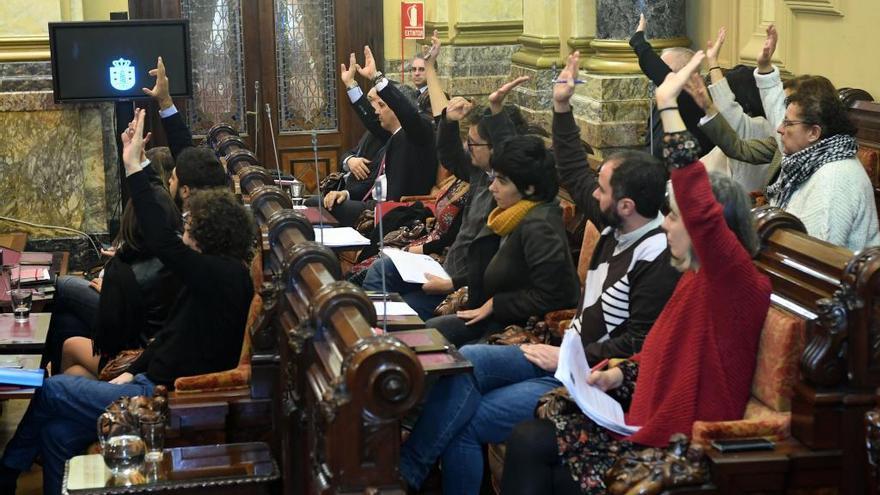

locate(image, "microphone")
(311, 130), (324, 243)
(253, 81), (261, 159)
(264, 103), (284, 189)
(374, 177), (388, 335)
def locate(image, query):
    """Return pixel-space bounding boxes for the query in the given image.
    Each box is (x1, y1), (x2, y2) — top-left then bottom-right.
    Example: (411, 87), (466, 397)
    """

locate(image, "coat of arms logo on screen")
(109, 58), (136, 91)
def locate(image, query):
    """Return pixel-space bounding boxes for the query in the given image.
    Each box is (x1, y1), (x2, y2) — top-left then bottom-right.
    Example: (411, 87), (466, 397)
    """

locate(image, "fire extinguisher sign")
(401, 2), (425, 39)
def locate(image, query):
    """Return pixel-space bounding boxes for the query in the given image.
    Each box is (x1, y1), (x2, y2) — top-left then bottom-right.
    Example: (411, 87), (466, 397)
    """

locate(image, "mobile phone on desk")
(710, 438), (775, 453)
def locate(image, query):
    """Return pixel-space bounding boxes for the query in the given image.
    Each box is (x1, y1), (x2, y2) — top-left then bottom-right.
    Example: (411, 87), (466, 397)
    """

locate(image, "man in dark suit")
(143, 57), (227, 211)
(323, 47), (438, 226)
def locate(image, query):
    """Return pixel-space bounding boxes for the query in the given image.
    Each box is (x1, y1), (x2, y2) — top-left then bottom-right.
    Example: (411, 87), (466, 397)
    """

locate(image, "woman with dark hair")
(57, 193), (182, 379)
(0, 109), (255, 494)
(399, 134), (578, 495)
(422, 134), (579, 347)
(500, 51), (771, 495)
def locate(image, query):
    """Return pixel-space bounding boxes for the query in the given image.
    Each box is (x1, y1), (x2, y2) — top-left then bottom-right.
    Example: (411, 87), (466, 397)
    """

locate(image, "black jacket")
(464, 202), (580, 324)
(341, 130), (386, 201)
(161, 110), (194, 160)
(350, 83), (438, 200)
(629, 31), (714, 157)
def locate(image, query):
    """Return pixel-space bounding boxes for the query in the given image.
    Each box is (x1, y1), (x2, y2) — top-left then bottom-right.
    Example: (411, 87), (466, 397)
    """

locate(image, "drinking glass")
(139, 415), (165, 461)
(9, 289), (31, 323)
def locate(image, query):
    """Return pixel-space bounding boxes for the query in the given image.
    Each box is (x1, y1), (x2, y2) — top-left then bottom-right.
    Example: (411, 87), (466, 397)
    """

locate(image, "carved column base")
(584, 37), (689, 74)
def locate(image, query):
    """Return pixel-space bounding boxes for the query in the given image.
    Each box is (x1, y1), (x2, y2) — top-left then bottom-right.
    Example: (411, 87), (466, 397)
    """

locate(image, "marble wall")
(597, 0), (686, 40)
(0, 61), (119, 268)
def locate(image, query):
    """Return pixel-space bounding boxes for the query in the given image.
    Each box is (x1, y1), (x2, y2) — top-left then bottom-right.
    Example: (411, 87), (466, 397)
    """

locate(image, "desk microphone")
(373, 176), (388, 335)
(311, 130), (324, 242)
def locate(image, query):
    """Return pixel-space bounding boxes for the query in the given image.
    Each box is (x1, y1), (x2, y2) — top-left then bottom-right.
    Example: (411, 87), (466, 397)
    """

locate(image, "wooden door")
(130, 0), (384, 192)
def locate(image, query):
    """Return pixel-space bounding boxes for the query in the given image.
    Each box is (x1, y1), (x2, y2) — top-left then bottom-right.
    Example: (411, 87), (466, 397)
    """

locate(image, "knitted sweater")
(776, 157), (880, 251)
(625, 159), (772, 447)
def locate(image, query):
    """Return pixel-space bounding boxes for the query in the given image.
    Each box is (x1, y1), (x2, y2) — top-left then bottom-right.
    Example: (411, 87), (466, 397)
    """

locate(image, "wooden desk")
(0, 233), (27, 252)
(63, 442), (279, 495)
(370, 292), (425, 331)
(0, 313), (51, 354)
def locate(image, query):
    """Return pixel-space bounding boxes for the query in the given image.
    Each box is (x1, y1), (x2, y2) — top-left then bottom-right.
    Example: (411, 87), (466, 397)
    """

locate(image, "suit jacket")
(161, 111), (194, 161)
(341, 130), (385, 201)
(700, 112), (781, 188)
(350, 83), (438, 200)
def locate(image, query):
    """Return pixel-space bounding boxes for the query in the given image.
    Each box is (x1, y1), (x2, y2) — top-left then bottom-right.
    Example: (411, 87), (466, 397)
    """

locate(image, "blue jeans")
(1, 373), (155, 495)
(362, 256), (445, 321)
(400, 344), (561, 494)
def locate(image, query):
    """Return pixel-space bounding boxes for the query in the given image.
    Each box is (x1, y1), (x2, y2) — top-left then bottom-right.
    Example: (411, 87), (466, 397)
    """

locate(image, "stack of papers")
(554, 330), (641, 436)
(381, 248), (450, 284)
(373, 301), (418, 316)
(314, 227), (371, 247)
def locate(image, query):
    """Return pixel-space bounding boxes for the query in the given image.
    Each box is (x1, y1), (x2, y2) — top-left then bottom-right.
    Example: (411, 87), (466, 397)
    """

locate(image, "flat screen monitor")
(48, 20), (192, 103)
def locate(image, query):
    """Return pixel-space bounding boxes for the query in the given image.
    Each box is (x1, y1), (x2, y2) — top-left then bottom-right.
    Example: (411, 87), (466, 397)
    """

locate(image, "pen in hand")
(590, 358), (610, 373)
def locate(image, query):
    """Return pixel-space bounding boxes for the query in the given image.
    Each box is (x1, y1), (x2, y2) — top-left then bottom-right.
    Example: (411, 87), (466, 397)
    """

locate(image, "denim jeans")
(362, 256), (445, 321)
(399, 344), (561, 494)
(1, 373), (155, 495)
(41, 276), (100, 370)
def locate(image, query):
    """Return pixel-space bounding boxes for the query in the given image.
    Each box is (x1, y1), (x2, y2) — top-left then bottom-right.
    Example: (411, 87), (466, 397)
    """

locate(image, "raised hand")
(356, 46), (378, 80)
(636, 12), (647, 34)
(445, 96), (474, 121)
(424, 29), (441, 65)
(488, 75), (530, 115)
(340, 52), (358, 87)
(121, 108), (147, 173)
(705, 27), (727, 65)
(757, 24), (778, 72)
(553, 51), (580, 112)
(684, 72), (713, 112)
(655, 50), (705, 108)
(142, 57), (172, 109)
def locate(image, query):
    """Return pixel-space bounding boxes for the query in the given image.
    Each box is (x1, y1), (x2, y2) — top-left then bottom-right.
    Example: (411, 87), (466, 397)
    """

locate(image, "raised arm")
(705, 27), (727, 85)
(629, 14), (670, 86)
(341, 52), (391, 142)
(657, 52), (758, 280)
(423, 30), (448, 118)
(552, 52), (603, 227)
(754, 24), (785, 138)
(358, 45), (434, 146)
(436, 98), (477, 181)
(143, 56), (192, 159)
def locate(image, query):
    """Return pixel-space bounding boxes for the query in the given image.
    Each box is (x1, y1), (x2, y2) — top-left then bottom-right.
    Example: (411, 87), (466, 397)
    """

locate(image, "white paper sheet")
(555, 329), (641, 436)
(313, 227), (371, 247)
(381, 248), (450, 284)
(372, 301), (419, 316)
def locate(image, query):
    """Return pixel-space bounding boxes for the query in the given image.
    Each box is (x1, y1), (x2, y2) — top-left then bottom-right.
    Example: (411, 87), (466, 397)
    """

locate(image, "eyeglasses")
(467, 140), (490, 150)
(780, 119), (815, 128)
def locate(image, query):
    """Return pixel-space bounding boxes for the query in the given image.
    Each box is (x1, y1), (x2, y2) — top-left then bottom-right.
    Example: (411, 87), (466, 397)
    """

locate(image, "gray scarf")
(766, 133), (858, 208)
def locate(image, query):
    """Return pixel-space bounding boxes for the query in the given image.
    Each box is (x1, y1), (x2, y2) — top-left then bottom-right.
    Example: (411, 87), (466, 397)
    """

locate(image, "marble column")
(586, 0), (688, 74)
(569, 0), (688, 157)
(506, 0), (565, 131)
(385, 0), (523, 101)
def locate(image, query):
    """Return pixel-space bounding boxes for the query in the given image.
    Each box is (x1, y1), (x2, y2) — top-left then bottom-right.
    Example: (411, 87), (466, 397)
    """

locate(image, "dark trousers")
(500, 419), (581, 495)
(305, 196), (370, 227)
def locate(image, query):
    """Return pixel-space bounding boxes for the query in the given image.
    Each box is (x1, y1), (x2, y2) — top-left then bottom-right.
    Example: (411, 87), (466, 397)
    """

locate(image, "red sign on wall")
(401, 2), (425, 39)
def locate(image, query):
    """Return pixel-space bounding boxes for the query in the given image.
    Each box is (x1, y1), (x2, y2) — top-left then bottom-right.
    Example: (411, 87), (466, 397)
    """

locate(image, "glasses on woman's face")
(780, 119), (814, 128)
(467, 139), (490, 150)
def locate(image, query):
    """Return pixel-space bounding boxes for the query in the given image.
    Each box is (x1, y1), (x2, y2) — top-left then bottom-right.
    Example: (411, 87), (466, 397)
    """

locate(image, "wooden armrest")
(173, 364), (251, 393)
(400, 194), (436, 202)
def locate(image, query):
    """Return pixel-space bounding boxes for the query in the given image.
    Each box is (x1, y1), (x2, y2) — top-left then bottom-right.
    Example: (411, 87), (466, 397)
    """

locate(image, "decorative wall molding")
(453, 20), (523, 46)
(0, 35), (49, 62)
(784, 0), (844, 17)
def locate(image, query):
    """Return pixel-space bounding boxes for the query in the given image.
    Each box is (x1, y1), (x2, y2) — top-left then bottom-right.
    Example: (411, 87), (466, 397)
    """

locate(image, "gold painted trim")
(584, 37), (689, 74)
(0, 35), (50, 62)
(453, 20), (523, 46)
(784, 0), (843, 16)
(567, 36), (595, 58)
(511, 34), (562, 69)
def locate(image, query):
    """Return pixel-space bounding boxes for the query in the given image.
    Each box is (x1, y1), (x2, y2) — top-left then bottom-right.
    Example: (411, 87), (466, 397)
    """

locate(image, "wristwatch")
(371, 71), (385, 86)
